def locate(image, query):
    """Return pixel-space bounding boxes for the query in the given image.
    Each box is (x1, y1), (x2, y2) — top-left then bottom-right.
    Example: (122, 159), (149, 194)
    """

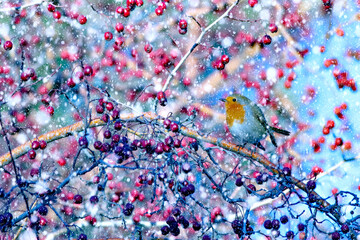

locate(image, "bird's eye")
(232, 98), (236, 102)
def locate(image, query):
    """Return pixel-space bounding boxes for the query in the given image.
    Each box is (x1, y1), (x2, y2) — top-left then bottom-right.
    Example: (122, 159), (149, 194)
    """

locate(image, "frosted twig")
(161, 0), (241, 92)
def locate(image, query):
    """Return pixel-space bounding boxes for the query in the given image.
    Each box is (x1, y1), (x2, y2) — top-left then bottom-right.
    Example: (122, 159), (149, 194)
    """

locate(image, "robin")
(220, 94), (290, 150)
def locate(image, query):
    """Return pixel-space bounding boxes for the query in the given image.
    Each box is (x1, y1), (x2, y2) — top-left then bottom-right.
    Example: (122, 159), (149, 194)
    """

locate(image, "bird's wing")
(250, 102), (278, 147)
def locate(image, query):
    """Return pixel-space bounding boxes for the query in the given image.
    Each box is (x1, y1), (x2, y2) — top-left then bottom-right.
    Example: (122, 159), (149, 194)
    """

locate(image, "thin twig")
(161, 0), (241, 92)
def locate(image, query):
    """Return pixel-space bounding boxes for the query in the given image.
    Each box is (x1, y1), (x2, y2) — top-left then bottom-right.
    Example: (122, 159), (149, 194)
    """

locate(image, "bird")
(220, 94), (290, 150)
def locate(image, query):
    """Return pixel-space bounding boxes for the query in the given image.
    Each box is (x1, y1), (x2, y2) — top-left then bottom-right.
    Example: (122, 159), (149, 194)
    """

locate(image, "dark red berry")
(170, 122), (179, 132)
(32, 141), (40, 150)
(28, 149), (36, 159)
(83, 65), (93, 76)
(73, 194), (83, 204)
(39, 140), (47, 149)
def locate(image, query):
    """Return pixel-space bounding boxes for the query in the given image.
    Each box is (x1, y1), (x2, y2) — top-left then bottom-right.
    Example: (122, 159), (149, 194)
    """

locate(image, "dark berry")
(332, 232), (340, 240)
(246, 184), (256, 193)
(263, 219), (272, 229)
(38, 205), (48, 216)
(280, 215), (288, 224)
(272, 219), (280, 230)
(161, 225), (170, 235)
(235, 177), (245, 187)
(307, 180), (316, 191)
(286, 231), (294, 239)
(90, 195), (99, 204)
(192, 221), (201, 231)
(114, 120), (123, 130)
(78, 234), (87, 240)
(341, 224), (349, 233)
(297, 223), (305, 231)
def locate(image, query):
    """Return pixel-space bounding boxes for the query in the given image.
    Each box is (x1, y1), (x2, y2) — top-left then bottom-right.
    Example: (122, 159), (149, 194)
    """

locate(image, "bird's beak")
(220, 98), (226, 102)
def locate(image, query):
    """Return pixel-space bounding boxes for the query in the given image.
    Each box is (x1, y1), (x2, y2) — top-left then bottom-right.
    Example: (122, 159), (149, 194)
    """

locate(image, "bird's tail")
(269, 126), (290, 136)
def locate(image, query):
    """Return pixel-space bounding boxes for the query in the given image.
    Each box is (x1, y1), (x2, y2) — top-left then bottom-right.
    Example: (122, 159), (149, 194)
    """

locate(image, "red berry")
(178, 27), (187, 35)
(83, 65), (93, 76)
(182, 77), (191, 86)
(248, 0), (258, 7)
(322, 127), (330, 135)
(335, 137), (343, 146)
(262, 35), (272, 45)
(320, 46), (325, 53)
(157, 91), (166, 101)
(115, 22), (124, 32)
(123, 7), (131, 17)
(39, 140), (47, 149)
(47, 4), (55, 12)
(116, 6), (124, 14)
(144, 43), (153, 53)
(269, 23), (278, 33)
(215, 60), (225, 70)
(155, 7), (163, 15)
(28, 149), (36, 159)
(53, 11), (61, 19)
(170, 122), (179, 132)
(106, 102), (114, 111)
(57, 158), (66, 166)
(179, 19), (187, 29)
(104, 32), (113, 41)
(32, 141), (40, 150)
(221, 55), (230, 64)
(21, 72), (30, 81)
(115, 37), (125, 47)
(67, 78), (76, 88)
(343, 141), (352, 150)
(47, 106), (54, 116)
(127, 0), (135, 7)
(78, 15), (87, 24)
(3, 41), (13, 51)
(135, 0), (144, 7)
(326, 120), (335, 129)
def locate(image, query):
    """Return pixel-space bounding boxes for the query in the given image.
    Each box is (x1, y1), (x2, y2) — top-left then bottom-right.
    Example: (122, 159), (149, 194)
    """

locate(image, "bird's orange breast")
(225, 102), (245, 127)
